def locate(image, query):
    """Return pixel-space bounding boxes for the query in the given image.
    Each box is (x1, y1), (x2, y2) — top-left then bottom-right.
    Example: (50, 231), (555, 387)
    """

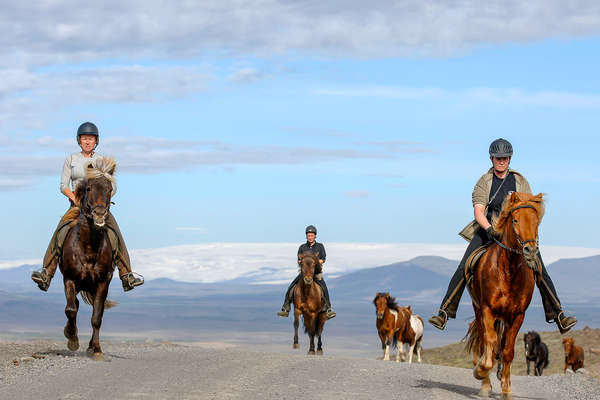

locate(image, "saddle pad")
(464, 244), (489, 282)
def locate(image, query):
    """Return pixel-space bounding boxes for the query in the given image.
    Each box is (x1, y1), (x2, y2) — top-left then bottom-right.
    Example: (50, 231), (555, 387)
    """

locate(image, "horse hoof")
(293, 343), (300, 349)
(307, 350), (315, 355)
(67, 338), (79, 351)
(478, 388), (491, 397)
(316, 349), (323, 356)
(501, 393), (513, 400)
(92, 352), (104, 361)
(473, 366), (487, 380)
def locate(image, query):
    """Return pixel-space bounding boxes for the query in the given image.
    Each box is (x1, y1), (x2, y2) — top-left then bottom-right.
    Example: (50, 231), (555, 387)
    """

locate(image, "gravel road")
(1, 340), (598, 399)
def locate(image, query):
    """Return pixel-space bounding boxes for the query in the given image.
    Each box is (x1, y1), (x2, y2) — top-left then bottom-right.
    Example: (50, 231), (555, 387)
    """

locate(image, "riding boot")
(535, 253), (577, 333)
(106, 212), (144, 292)
(31, 207), (78, 291)
(315, 277), (336, 319)
(278, 274), (300, 317)
(429, 229), (487, 330)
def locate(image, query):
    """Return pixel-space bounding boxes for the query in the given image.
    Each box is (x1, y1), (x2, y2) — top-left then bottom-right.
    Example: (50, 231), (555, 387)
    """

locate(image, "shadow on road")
(413, 379), (547, 400)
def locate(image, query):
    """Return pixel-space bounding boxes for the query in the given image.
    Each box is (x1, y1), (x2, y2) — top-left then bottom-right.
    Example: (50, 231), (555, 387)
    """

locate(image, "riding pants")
(438, 228), (563, 322)
(42, 208), (133, 279)
(282, 274), (332, 311)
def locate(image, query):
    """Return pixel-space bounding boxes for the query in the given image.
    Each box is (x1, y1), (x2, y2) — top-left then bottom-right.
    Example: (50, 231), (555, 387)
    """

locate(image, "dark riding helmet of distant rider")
(305, 225), (317, 235)
(77, 122), (99, 146)
(489, 138), (513, 158)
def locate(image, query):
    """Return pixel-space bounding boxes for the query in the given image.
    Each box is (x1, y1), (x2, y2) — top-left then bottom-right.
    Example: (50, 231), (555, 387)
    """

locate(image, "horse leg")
(395, 333), (402, 363)
(316, 312), (325, 355)
(474, 307), (497, 380)
(383, 334), (390, 361)
(378, 332), (386, 359)
(408, 340), (415, 364)
(416, 337), (423, 363)
(526, 359), (530, 375)
(88, 281), (109, 361)
(293, 308), (300, 349)
(306, 314), (316, 355)
(63, 280), (79, 351)
(499, 314), (524, 400)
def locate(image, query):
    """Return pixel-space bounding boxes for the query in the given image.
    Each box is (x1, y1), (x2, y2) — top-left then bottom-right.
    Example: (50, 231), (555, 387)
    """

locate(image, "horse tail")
(80, 291), (118, 309)
(392, 332), (398, 350)
(465, 320), (480, 355)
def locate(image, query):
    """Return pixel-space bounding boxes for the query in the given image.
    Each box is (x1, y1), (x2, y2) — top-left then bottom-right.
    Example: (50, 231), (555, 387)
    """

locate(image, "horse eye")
(512, 219), (518, 224)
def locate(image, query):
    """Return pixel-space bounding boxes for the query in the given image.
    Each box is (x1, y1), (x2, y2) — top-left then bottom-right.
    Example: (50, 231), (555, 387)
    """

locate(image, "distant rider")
(31, 122), (144, 292)
(277, 225), (336, 319)
(428, 138), (576, 333)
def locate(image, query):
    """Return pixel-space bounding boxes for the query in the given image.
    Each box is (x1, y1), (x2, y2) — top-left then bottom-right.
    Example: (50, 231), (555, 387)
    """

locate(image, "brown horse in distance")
(466, 192), (544, 399)
(562, 338), (584, 373)
(374, 292), (406, 362)
(293, 252), (327, 355)
(61, 158), (119, 361)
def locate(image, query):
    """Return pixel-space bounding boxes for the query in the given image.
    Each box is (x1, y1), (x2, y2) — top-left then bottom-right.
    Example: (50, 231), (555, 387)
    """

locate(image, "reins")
(493, 204), (539, 255)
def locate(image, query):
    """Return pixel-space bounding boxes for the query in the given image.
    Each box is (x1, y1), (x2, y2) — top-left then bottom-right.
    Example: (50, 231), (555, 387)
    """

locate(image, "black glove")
(486, 226), (500, 241)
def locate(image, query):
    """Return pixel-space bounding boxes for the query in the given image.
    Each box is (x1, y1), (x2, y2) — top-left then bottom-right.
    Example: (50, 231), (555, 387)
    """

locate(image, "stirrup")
(120, 272), (144, 291)
(429, 309), (448, 330)
(326, 309), (336, 319)
(31, 268), (51, 292)
(556, 311), (577, 334)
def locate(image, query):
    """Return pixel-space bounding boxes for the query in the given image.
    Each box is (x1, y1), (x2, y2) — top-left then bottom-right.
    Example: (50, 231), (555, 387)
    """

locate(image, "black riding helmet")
(77, 122), (99, 147)
(489, 138), (513, 158)
(305, 225), (317, 235)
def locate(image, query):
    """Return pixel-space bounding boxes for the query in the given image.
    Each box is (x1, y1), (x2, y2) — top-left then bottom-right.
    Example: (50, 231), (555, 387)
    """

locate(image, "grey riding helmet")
(489, 138), (513, 158)
(77, 122), (99, 146)
(305, 225), (317, 235)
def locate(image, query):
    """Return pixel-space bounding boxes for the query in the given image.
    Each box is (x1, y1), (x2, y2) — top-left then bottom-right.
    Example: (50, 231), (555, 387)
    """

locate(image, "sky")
(1, 1), (599, 272)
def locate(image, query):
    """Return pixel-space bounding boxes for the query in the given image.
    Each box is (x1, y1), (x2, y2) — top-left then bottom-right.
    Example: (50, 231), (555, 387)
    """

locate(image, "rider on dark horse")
(429, 138), (577, 334)
(277, 225), (336, 320)
(31, 122), (144, 292)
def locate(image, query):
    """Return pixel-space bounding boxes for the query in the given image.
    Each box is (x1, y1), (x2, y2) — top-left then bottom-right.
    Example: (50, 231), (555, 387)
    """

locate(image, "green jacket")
(459, 168), (532, 241)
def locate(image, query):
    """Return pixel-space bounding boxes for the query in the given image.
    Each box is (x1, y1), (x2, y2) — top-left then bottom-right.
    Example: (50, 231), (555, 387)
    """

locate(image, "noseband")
(492, 204), (539, 255)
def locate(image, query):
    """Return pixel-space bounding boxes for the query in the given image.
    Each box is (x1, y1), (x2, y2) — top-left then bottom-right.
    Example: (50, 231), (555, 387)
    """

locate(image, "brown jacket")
(459, 168), (532, 241)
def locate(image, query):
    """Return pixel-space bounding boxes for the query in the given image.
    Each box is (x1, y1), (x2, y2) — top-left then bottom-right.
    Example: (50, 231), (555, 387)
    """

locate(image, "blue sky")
(1, 2), (599, 260)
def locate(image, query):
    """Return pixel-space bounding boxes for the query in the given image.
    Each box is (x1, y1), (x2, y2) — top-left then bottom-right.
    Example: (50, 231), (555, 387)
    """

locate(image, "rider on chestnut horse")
(31, 122), (144, 292)
(428, 138), (576, 333)
(277, 225), (336, 319)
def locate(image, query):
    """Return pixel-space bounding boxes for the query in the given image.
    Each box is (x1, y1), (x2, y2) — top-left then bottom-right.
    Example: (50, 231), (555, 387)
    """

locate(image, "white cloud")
(316, 86), (600, 109)
(5, 242), (598, 283)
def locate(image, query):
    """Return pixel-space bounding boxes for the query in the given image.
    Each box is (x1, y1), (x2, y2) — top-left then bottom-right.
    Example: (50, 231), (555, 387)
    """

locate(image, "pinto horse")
(466, 192), (544, 399)
(60, 157), (118, 361)
(373, 292), (405, 362)
(292, 252), (327, 355)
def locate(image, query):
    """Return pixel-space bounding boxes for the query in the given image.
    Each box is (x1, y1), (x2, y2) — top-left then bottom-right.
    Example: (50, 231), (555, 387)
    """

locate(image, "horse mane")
(493, 192), (545, 233)
(372, 292), (401, 311)
(73, 157), (117, 204)
(526, 330), (541, 344)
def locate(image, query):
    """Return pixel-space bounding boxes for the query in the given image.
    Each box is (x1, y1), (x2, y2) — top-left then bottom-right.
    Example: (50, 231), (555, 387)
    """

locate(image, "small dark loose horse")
(61, 157), (118, 361)
(292, 252), (327, 355)
(466, 192), (544, 399)
(524, 331), (549, 376)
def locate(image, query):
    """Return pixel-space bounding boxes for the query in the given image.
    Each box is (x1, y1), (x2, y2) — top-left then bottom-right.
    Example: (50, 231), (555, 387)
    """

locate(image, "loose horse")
(562, 338), (584, 373)
(373, 294), (423, 363)
(524, 331), (549, 376)
(396, 306), (423, 364)
(292, 252), (327, 355)
(465, 192), (544, 399)
(373, 292), (405, 362)
(60, 158), (118, 361)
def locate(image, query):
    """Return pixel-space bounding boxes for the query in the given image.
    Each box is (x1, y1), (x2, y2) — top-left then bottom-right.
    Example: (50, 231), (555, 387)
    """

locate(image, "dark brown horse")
(61, 157), (118, 361)
(466, 192), (544, 399)
(292, 252), (327, 355)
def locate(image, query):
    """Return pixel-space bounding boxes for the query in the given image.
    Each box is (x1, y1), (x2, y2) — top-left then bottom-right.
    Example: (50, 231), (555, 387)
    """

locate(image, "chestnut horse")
(373, 292), (405, 362)
(466, 192), (544, 399)
(562, 338), (584, 373)
(61, 158), (118, 361)
(292, 252), (327, 355)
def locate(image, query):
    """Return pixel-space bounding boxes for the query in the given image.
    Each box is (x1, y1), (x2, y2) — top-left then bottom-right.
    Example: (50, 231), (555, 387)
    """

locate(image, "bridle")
(80, 180), (112, 220)
(492, 204), (539, 255)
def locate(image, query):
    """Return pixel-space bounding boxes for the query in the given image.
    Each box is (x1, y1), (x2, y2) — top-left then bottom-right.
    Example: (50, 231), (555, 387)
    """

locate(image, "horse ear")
(107, 163), (116, 176)
(313, 251), (319, 259)
(407, 305), (411, 311)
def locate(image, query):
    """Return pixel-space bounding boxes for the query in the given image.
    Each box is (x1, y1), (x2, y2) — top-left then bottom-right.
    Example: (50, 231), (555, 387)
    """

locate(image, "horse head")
(76, 157), (116, 228)
(562, 337), (574, 354)
(494, 192), (544, 267)
(298, 251), (319, 285)
(524, 331), (540, 358)
(373, 292), (391, 319)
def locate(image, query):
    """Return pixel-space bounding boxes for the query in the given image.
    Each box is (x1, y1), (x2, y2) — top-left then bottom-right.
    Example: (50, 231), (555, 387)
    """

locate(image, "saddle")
(51, 208), (126, 269)
(464, 244), (489, 284)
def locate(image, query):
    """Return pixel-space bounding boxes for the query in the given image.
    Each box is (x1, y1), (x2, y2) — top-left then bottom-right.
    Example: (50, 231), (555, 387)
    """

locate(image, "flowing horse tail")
(465, 319), (504, 356)
(80, 291), (118, 309)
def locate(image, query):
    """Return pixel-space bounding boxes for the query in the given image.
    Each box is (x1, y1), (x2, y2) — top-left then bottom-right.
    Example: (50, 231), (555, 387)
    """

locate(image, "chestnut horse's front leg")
(88, 280), (109, 361)
(500, 314), (525, 400)
(63, 279), (80, 351)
